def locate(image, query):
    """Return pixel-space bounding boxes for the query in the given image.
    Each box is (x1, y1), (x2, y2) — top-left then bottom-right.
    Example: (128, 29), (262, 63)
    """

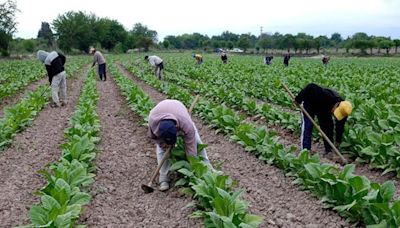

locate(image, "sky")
(11, 0), (400, 41)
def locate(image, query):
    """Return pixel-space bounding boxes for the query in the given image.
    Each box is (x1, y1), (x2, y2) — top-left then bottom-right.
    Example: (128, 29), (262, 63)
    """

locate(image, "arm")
(335, 117), (347, 143)
(45, 65), (53, 84)
(92, 54), (97, 67)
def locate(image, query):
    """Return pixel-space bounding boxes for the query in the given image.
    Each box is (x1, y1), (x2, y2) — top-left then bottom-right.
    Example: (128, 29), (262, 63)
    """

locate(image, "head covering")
(90, 47), (96, 54)
(333, 101), (353, 121)
(159, 119), (177, 145)
(37, 50), (49, 63)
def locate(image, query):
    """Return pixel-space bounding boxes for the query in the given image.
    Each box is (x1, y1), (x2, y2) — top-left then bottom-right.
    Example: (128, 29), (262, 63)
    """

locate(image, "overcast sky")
(12, 0), (400, 41)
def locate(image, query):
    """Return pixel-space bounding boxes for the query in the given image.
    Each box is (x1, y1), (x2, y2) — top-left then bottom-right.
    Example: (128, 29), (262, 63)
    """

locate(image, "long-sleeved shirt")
(92, 51), (106, 66)
(44, 51), (66, 84)
(148, 100), (197, 156)
(295, 83), (346, 143)
(148, 55), (163, 67)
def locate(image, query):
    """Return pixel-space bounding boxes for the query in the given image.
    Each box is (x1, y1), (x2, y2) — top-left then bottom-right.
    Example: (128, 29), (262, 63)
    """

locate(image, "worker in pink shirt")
(148, 99), (212, 191)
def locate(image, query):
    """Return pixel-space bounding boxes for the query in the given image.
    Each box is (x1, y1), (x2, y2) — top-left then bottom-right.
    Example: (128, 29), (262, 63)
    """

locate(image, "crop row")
(23, 69), (100, 227)
(129, 54), (400, 178)
(124, 58), (400, 227)
(109, 62), (262, 227)
(0, 86), (48, 150)
(0, 57), (90, 102)
(0, 59), (89, 151)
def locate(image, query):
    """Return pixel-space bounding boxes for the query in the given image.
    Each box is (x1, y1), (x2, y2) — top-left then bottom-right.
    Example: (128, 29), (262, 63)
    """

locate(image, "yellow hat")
(333, 101), (353, 121)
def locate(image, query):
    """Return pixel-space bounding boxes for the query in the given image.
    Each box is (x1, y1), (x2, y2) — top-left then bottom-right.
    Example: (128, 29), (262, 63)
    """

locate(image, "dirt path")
(0, 68), (87, 226)
(0, 77), (48, 118)
(117, 64), (348, 227)
(80, 73), (201, 227)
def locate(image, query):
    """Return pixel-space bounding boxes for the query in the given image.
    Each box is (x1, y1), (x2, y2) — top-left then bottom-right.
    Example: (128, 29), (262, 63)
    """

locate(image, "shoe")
(50, 102), (59, 108)
(159, 182), (169, 191)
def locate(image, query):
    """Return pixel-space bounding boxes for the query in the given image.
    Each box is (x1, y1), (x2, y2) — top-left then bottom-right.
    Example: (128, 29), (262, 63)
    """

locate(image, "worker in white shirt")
(144, 55), (164, 79)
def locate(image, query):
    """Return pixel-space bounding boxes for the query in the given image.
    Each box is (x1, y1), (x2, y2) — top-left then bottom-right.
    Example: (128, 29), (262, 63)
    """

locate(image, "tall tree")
(0, 0), (18, 56)
(278, 34), (295, 52)
(314, 35), (329, 54)
(351, 32), (370, 54)
(130, 23), (157, 51)
(394, 39), (400, 54)
(330, 32), (343, 53)
(237, 36), (251, 52)
(37, 22), (54, 47)
(53, 11), (97, 52)
(377, 38), (394, 55)
(94, 18), (127, 51)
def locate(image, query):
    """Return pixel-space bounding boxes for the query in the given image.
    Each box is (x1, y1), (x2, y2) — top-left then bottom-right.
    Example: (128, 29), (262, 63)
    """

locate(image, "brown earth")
(0, 68), (87, 226)
(116, 64), (349, 227)
(79, 72), (201, 227)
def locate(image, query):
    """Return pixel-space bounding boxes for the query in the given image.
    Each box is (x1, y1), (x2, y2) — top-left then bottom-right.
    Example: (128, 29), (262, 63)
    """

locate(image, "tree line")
(1, 1), (400, 56)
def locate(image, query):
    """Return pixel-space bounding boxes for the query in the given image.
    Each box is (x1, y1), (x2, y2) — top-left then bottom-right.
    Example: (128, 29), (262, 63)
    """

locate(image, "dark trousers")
(300, 105), (334, 152)
(98, 63), (106, 81)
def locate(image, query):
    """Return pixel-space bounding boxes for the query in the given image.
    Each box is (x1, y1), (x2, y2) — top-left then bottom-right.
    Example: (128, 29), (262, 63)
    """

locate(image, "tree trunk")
(370, 48), (373, 55)
(386, 48), (389, 55)
(395, 46), (398, 54)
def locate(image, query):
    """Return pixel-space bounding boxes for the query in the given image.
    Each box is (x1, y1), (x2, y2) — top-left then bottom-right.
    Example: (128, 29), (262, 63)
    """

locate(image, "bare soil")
(117, 64), (348, 227)
(80, 73), (201, 227)
(0, 77), (48, 118)
(0, 68), (87, 227)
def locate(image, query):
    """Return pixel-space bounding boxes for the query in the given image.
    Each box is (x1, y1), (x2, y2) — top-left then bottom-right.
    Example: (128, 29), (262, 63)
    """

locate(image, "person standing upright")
(283, 53), (291, 67)
(221, 52), (228, 64)
(37, 50), (67, 108)
(90, 47), (106, 81)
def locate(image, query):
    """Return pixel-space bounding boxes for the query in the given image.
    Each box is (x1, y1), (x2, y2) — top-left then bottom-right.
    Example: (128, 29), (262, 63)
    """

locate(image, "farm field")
(1, 53), (400, 227)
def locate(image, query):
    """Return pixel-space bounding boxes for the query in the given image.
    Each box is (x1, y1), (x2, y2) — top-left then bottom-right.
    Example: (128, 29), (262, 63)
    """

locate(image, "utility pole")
(260, 26), (263, 38)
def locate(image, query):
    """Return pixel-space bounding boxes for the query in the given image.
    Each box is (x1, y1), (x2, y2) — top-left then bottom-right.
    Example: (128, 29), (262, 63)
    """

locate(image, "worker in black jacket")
(295, 83), (352, 154)
(37, 50), (67, 108)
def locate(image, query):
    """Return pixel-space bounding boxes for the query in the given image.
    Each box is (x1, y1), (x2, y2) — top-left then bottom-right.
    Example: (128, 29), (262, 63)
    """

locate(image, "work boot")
(159, 182), (169, 191)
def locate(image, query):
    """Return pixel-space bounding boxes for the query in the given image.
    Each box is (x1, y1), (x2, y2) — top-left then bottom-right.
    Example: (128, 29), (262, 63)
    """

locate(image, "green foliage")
(109, 59), (261, 227)
(26, 69), (100, 227)
(119, 53), (400, 227)
(0, 0), (18, 56)
(0, 85), (48, 150)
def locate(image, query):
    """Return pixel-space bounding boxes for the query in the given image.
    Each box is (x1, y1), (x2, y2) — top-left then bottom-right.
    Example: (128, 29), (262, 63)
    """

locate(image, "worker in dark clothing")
(322, 55), (330, 66)
(265, 55), (273, 65)
(37, 50), (67, 108)
(295, 83), (352, 154)
(283, 53), (291, 67)
(221, 52), (228, 64)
